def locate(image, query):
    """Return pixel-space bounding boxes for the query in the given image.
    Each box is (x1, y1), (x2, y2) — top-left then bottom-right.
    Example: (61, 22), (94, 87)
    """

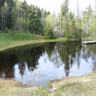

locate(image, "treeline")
(0, 0), (96, 39)
(48, 0), (96, 39)
(0, 0), (50, 35)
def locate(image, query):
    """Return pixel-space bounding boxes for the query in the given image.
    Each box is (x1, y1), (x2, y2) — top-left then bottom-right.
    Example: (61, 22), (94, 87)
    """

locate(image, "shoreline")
(0, 38), (78, 51)
(0, 73), (96, 96)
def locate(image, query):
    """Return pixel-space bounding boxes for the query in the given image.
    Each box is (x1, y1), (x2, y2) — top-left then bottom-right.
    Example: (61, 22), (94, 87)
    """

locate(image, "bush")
(5, 27), (13, 34)
(44, 35), (56, 39)
(44, 28), (56, 39)
(0, 30), (2, 33)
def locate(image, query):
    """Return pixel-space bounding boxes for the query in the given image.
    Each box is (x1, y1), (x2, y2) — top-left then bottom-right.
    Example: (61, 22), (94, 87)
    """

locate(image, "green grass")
(83, 35), (96, 41)
(0, 33), (77, 51)
(86, 37), (96, 41)
(0, 33), (43, 41)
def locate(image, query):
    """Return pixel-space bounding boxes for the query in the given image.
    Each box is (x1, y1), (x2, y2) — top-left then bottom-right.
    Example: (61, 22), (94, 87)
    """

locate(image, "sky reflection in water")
(0, 41), (96, 86)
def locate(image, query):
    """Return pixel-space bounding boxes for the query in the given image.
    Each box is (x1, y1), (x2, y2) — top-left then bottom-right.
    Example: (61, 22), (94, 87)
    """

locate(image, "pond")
(0, 41), (96, 87)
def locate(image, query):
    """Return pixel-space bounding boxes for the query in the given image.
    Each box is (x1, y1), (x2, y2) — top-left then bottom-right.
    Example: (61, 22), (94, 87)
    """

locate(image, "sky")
(21, 0), (95, 14)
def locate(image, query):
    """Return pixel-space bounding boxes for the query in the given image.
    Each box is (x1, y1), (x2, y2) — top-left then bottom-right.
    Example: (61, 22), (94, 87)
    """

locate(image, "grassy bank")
(86, 37), (96, 41)
(0, 33), (76, 51)
(0, 33), (44, 41)
(0, 79), (38, 96)
(0, 73), (96, 96)
(50, 73), (96, 96)
(83, 36), (96, 41)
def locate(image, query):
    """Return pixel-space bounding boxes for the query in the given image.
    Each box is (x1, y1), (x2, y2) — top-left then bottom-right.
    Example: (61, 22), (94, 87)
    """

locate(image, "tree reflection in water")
(0, 41), (96, 86)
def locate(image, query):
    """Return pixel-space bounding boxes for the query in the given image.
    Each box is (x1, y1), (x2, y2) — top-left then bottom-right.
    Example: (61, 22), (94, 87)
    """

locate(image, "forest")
(0, 0), (50, 36)
(0, 0), (96, 40)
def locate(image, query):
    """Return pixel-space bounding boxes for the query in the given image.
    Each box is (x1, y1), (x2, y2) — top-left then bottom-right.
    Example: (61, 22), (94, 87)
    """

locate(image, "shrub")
(5, 27), (13, 34)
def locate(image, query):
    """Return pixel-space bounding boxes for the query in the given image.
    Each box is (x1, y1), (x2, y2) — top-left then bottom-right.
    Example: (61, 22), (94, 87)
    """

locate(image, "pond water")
(0, 41), (96, 87)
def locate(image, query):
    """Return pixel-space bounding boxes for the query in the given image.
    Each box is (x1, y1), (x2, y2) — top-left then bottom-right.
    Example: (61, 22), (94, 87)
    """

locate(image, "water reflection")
(0, 41), (96, 86)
